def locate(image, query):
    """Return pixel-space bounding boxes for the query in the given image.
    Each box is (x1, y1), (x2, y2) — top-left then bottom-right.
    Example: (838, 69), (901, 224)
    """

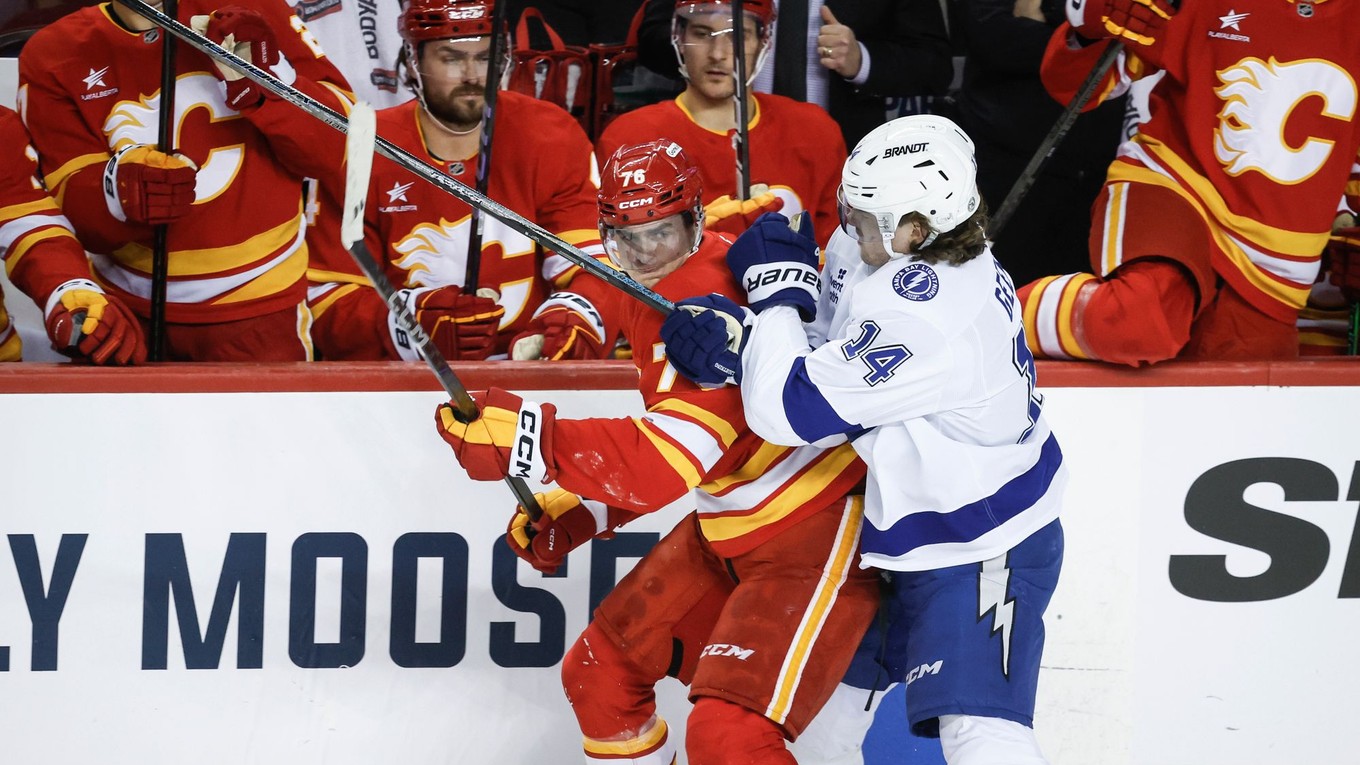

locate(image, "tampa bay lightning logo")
(892, 264), (939, 301)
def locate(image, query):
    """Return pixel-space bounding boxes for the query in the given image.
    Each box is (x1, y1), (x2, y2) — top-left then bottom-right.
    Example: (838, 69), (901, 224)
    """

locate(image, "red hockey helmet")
(598, 139), (705, 282)
(400, 0), (495, 44)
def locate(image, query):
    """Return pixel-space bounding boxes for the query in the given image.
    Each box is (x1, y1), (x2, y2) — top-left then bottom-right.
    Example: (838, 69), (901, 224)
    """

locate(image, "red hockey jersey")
(596, 94), (847, 250)
(18, 0), (353, 324)
(307, 92), (606, 356)
(550, 232), (866, 557)
(1041, 0), (1360, 323)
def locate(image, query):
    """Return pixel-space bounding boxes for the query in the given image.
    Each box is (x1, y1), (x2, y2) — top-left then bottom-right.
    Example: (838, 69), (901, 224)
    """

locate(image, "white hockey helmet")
(839, 115), (980, 251)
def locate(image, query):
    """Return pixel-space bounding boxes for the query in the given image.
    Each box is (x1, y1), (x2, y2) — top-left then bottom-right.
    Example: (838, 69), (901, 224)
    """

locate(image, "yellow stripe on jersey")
(583, 717), (669, 757)
(699, 445), (861, 543)
(308, 282), (360, 319)
(765, 496), (864, 724)
(1056, 273), (1096, 359)
(1100, 182), (1128, 275)
(5, 227), (79, 275)
(306, 269), (372, 288)
(700, 441), (788, 495)
(114, 206), (304, 277)
(0, 197), (64, 224)
(649, 398), (740, 449)
(46, 152), (109, 195)
(635, 417), (704, 487)
(220, 246), (308, 303)
(1022, 275), (1062, 357)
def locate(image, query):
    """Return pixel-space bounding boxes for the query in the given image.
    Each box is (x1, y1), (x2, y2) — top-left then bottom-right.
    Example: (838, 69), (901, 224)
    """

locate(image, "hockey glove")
(1326, 226), (1360, 303)
(726, 212), (820, 321)
(703, 184), (786, 237)
(506, 489), (627, 574)
(390, 285), (504, 362)
(196, 7), (285, 109)
(44, 279), (147, 365)
(103, 145), (197, 225)
(660, 294), (753, 387)
(435, 388), (559, 482)
(509, 291), (609, 360)
(1067, 0), (1176, 47)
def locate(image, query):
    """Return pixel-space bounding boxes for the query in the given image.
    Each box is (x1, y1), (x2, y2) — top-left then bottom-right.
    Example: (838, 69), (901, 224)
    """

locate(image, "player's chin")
(697, 73), (736, 98)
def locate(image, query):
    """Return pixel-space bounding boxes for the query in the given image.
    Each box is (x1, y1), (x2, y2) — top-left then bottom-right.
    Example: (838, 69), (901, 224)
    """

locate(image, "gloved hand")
(509, 291), (608, 360)
(196, 6), (285, 109)
(506, 488), (616, 574)
(726, 212), (820, 321)
(1326, 226), (1360, 303)
(1067, 0), (1176, 47)
(102, 145), (197, 224)
(44, 279), (147, 365)
(703, 184), (786, 236)
(435, 387), (558, 482)
(660, 293), (752, 387)
(390, 285), (504, 361)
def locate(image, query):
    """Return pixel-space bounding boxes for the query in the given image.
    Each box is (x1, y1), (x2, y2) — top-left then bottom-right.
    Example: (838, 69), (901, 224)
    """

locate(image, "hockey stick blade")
(119, 0), (675, 319)
(340, 102), (544, 518)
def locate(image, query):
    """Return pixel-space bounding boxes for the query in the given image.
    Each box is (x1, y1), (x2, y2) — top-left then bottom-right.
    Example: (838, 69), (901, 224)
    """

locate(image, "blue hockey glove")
(726, 212), (821, 321)
(660, 294), (753, 387)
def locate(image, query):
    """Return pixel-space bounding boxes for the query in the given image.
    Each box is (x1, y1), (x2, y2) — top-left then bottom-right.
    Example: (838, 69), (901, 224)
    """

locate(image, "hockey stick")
(118, 0), (676, 318)
(989, 40), (1123, 239)
(730, 0), (752, 200)
(149, 0), (178, 361)
(341, 102), (543, 519)
(462, 0), (511, 291)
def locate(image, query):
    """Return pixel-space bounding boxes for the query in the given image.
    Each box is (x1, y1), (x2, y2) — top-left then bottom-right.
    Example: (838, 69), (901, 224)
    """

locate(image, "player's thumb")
(820, 5), (839, 26)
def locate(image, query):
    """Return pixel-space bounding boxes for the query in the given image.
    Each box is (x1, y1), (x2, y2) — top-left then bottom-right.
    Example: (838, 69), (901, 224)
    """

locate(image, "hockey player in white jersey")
(660, 114), (1066, 765)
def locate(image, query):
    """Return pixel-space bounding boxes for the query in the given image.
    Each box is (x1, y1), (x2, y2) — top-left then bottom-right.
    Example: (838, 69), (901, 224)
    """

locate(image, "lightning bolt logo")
(977, 555), (1016, 677)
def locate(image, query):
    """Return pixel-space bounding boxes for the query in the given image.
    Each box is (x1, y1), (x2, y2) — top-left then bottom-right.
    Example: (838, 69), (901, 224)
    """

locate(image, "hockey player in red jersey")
(1017, 0), (1360, 364)
(18, 0), (355, 361)
(305, 0), (612, 362)
(434, 139), (878, 765)
(595, 0), (847, 250)
(0, 105), (145, 365)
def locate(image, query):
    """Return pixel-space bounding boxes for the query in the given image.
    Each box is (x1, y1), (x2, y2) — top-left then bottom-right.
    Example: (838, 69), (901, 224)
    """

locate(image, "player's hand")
(506, 489), (615, 574)
(102, 145), (197, 225)
(509, 292), (608, 360)
(660, 293), (752, 387)
(1067, 0), (1176, 46)
(435, 388), (558, 482)
(390, 286), (505, 362)
(1326, 226), (1360, 303)
(195, 6), (284, 109)
(44, 279), (147, 365)
(726, 212), (820, 321)
(703, 184), (785, 237)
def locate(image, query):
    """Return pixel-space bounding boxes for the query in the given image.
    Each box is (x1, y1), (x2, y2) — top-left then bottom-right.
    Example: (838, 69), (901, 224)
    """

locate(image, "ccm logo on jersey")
(618, 196), (655, 210)
(892, 263), (940, 301)
(883, 142), (928, 159)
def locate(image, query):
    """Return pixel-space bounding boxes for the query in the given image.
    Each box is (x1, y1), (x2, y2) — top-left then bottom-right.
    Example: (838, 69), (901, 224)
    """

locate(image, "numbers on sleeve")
(652, 343), (677, 394)
(841, 320), (912, 386)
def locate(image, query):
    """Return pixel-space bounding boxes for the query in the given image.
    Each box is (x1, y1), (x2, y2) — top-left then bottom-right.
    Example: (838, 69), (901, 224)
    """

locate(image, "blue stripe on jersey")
(860, 433), (1063, 557)
(783, 356), (857, 443)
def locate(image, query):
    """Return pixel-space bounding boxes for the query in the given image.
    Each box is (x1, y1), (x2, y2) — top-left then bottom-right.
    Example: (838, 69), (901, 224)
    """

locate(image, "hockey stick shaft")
(731, 0), (751, 200)
(149, 0), (178, 361)
(989, 40), (1122, 239)
(462, 0), (511, 291)
(119, 0), (676, 317)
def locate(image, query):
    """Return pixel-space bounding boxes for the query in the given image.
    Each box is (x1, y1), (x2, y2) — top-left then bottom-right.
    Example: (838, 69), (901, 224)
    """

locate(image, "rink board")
(0, 361), (1358, 765)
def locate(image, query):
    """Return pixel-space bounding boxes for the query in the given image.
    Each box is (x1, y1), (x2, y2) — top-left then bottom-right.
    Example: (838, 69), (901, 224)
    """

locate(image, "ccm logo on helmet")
(883, 142), (928, 159)
(448, 8), (486, 19)
(618, 197), (655, 209)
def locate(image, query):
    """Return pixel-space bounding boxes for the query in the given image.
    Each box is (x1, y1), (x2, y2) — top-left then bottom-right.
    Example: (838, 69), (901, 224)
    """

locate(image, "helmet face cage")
(598, 140), (705, 277)
(669, 0), (775, 84)
(398, 0), (511, 111)
(839, 115), (980, 256)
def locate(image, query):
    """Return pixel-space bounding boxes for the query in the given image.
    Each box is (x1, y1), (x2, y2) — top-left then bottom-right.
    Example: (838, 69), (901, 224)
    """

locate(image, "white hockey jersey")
(289, 0), (409, 108)
(740, 231), (1066, 571)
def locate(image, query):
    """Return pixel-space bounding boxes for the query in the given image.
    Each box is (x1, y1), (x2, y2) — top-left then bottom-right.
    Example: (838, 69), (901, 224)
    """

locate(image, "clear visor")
(675, 5), (763, 46)
(602, 214), (699, 278)
(837, 187), (897, 244)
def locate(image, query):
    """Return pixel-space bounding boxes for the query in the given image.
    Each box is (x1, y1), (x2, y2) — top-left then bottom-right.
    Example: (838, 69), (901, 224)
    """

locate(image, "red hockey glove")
(509, 291), (608, 360)
(102, 145), (197, 225)
(435, 388), (558, 482)
(1326, 226), (1360, 303)
(197, 6), (284, 109)
(1067, 0), (1175, 46)
(506, 489), (618, 574)
(703, 184), (786, 237)
(389, 286), (505, 361)
(44, 279), (147, 365)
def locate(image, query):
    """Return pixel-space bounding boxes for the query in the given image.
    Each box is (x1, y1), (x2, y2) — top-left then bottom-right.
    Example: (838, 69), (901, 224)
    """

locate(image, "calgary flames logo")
(392, 217), (535, 328)
(1213, 57), (1357, 184)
